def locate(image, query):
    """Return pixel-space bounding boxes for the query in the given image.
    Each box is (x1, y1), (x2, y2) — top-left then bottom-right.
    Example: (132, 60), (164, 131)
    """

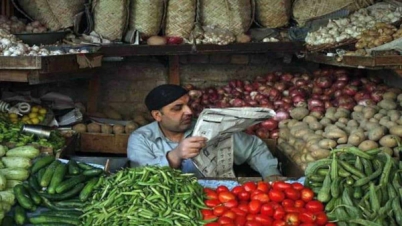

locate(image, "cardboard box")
(80, 133), (129, 154)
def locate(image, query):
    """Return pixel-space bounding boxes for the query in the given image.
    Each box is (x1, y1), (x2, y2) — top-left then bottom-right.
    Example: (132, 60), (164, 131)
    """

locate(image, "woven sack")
(199, 0), (252, 35)
(47, 0), (85, 29)
(128, 0), (164, 37)
(165, 0), (196, 39)
(92, 0), (129, 41)
(293, 0), (374, 26)
(255, 0), (291, 28)
(17, 0), (62, 31)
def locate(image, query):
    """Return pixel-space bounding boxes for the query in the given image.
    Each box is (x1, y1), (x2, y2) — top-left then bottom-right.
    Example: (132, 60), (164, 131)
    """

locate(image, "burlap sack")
(92, 0), (129, 41)
(129, 0), (164, 37)
(293, 0), (374, 26)
(47, 0), (85, 29)
(199, 0), (252, 35)
(255, 0), (291, 28)
(17, 0), (62, 31)
(165, 0), (196, 39)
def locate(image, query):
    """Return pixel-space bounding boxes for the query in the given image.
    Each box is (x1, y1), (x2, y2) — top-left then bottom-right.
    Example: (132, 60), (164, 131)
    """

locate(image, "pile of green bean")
(81, 166), (209, 226)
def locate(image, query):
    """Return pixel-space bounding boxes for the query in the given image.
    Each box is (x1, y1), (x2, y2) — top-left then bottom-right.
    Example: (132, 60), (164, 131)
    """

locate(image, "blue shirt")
(127, 121), (280, 178)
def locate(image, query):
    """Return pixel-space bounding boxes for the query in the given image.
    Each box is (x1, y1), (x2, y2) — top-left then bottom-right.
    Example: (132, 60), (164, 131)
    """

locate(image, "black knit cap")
(145, 84), (188, 111)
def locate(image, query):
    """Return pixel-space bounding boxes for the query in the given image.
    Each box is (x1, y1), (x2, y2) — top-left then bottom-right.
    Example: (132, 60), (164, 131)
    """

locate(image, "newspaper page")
(191, 107), (275, 178)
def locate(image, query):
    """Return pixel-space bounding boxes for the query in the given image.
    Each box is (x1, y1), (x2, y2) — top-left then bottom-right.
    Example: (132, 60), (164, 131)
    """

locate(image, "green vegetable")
(0, 145), (7, 157)
(1, 157), (31, 169)
(48, 163), (67, 194)
(82, 168), (103, 177)
(13, 184), (35, 210)
(55, 175), (87, 194)
(0, 175), (6, 191)
(317, 171), (331, 203)
(1, 216), (14, 226)
(6, 146), (39, 159)
(5, 179), (21, 189)
(31, 155), (55, 174)
(79, 177), (99, 201)
(67, 160), (80, 175)
(40, 160), (60, 187)
(0, 168), (29, 181)
(14, 205), (26, 225)
(41, 183), (85, 201)
(28, 215), (80, 225)
(0, 190), (15, 205)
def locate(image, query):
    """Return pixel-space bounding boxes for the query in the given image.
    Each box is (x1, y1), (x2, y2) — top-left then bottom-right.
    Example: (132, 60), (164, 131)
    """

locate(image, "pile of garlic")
(200, 26), (236, 45)
(306, 5), (402, 46)
(0, 15), (47, 34)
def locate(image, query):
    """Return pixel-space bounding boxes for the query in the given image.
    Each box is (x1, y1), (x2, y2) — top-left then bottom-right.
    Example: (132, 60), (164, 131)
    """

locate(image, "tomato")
(281, 199), (294, 208)
(291, 182), (304, 191)
(283, 206), (302, 213)
(204, 188), (215, 194)
(205, 199), (221, 208)
(205, 223), (220, 226)
(219, 191), (236, 203)
(248, 200), (262, 214)
(284, 213), (300, 225)
(222, 210), (237, 220)
(238, 191), (251, 202)
(252, 193), (270, 204)
(203, 214), (217, 220)
(238, 202), (249, 213)
(201, 209), (214, 217)
(260, 203), (274, 216)
(250, 190), (263, 200)
(272, 181), (292, 190)
(255, 214), (273, 225)
(300, 223), (316, 226)
(218, 216), (234, 224)
(284, 188), (301, 201)
(223, 199), (239, 208)
(315, 212), (328, 225)
(268, 189), (285, 202)
(231, 207), (247, 217)
(245, 220), (262, 226)
(213, 206), (228, 216)
(217, 185), (230, 193)
(300, 188), (314, 202)
(299, 212), (316, 223)
(294, 200), (305, 208)
(232, 186), (245, 195)
(235, 216), (247, 226)
(325, 223), (337, 226)
(272, 220), (286, 226)
(243, 182), (257, 192)
(256, 181), (270, 193)
(305, 201), (324, 213)
(246, 214), (256, 221)
(273, 207), (285, 220)
(166, 36), (183, 45)
(206, 191), (219, 200)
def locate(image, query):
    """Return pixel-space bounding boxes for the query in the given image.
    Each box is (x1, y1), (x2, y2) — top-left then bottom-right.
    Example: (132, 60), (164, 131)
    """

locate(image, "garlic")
(3, 50), (10, 56)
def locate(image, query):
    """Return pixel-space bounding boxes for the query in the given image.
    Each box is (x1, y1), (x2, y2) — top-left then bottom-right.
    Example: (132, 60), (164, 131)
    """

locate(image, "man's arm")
(232, 132), (281, 178)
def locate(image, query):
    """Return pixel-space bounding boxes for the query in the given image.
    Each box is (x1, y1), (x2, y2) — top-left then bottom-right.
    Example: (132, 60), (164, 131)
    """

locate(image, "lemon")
(22, 116), (29, 121)
(31, 106), (39, 113)
(29, 112), (38, 119)
(25, 119), (32, 124)
(39, 108), (47, 115)
(31, 118), (40, 125)
(9, 113), (18, 119)
(37, 115), (44, 122)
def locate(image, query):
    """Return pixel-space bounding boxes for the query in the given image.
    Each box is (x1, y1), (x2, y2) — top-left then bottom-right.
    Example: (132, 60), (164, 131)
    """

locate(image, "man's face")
(153, 94), (193, 133)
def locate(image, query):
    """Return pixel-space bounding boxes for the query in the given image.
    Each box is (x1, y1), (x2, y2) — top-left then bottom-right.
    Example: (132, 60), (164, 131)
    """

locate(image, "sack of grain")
(255, 0), (291, 28)
(17, 0), (61, 31)
(47, 0), (85, 28)
(164, 0), (196, 39)
(128, 0), (164, 37)
(199, 0), (252, 35)
(92, 0), (129, 41)
(292, 0), (374, 26)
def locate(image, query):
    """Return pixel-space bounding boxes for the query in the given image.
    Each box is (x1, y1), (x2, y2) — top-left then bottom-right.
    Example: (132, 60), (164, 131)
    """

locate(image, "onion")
(255, 76), (266, 83)
(371, 90), (384, 102)
(308, 98), (324, 109)
(324, 101), (333, 109)
(338, 95), (355, 105)
(273, 110), (290, 121)
(294, 79), (307, 87)
(335, 73), (349, 82)
(357, 99), (376, 106)
(368, 76), (382, 84)
(343, 85), (358, 96)
(349, 78), (361, 86)
(270, 129), (279, 139)
(255, 127), (270, 139)
(320, 95), (331, 101)
(274, 82), (287, 92)
(223, 85), (232, 93)
(289, 88), (306, 98)
(310, 106), (325, 114)
(312, 86), (323, 94)
(364, 82), (376, 93)
(230, 98), (245, 107)
(229, 80), (237, 88)
(188, 90), (202, 99)
(274, 100), (284, 107)
(334, 69), (348, 75)
(202, 99), (209, 105)
(236, 80), (244, 88)
(261, 118), (278, 131)
(321, 69), (331, 76)
(334, 90), (343, 98)
(292, 95), (306, 106)
(247, 100), (258, 106)
(333, 81), (347, 90)
(265, 73), (277, 82)
(259, 98), (272, 105)
(254, 94), (265, 101)
(244, 84), (254, 92)
(282, 73), (293, 82)
(282, 96), (292, 104)
(354, 91), (371, 102)
(315, 76), (332, 88)
(301, 73), (310, 81)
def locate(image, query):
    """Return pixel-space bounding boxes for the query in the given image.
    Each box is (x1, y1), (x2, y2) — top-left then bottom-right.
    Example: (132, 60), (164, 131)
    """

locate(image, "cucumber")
(14, 205), (27, 225)
(305, 159), (332, 176)
(82, 168), (103, 177)
(40, 160), (60, 187)
(79, 177), (99, 201)
(41, 183), (85, 201)
(48, 163), (67, 194)
(54, 199), (84, 208)
(40, 210), (82, 218)
(13, 184), (35, 211)
(29, 216), (80, 225)
(1, 216), (14, 226)
(77, 162), (95, 170)
(36, 168), (46, 186)
(6, 146), (39, 159)
(0, 168), (29, 181)
(23, 184), (41, 205)
(41, 196), (82, 211)
(68, 160), (80, 175)
(6, 179), (22, 189)
(317, 171), (332, 203)
(2, 157), (32, 169)
(29, 175), (41, 192)
(55, 175), (87, 194)
(32, 155), (55, 174)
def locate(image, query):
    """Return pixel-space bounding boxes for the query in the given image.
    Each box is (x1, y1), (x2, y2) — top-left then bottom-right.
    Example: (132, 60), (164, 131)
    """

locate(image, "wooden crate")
(80, 133), (130, 154)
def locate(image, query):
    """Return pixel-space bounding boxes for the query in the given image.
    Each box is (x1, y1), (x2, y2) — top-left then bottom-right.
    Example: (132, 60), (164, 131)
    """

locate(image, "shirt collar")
(151, 120), (196, 142)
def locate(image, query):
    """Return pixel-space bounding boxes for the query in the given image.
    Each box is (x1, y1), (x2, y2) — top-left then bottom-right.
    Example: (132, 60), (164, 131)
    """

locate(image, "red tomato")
(325, 223), (337, 226)
(231, 207), (247, 217)
(246, 214), (256, 221)
(205, 223), (220, 226)
(201, 209), (213, 217)
(217, 185), (230, 193)
(218, 216), (234, 224)
(203, 214), (217, 220)
(272, 220), (286, 226)
(206, 191), (219, 200)
(205, 199), (221, 208)
(213, 206), (228, 216)
(299, 212), (316, 223)
(224, 199), (239, 209)
(268, 189), (285, 202)
(300, 188), (314, 202)
(248, 200), (262, 214)
(256, 181), (270, 193)
(222, 224), (235, 226)
(232, 186), (245, 195)
(305, 201), (324, 213)
(284, 188), (301, 201)
(204, 188), (215, 194)
(243, 182), (257, 192)
(250, 190), (263, 200)
(283, 206), (302, 213)
(294, 200), (305, 208)
(238, 202), (249, 213)
(281, 199), (295, 208)
(222, 210), (237, 220)
(166, 36), (183, 45)
(284, 213), (300, 225)
(272, 181), (292, 190)
(235, 215), (247, 226)
(300, 223), (316, 226)
(260, 204), (274, 216)
(273, 207), (285, 220)
(315, 212), (328, 225)
(252, 193), (270, 204)
(219, 191), (236, 203)
(238, 191), (251, 202)
(245, 220), (262, 226)
(255, 214), (273, 225)
(291, 182), (304, 191)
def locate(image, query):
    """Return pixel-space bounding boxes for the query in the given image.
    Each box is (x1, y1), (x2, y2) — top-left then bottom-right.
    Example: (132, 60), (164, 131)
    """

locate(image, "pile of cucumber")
(305, 147), (402, 225)
(8, 156), (104, 226)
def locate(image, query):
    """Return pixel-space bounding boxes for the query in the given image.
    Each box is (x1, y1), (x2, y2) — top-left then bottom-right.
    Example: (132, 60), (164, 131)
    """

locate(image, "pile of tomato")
(202, 181), (334, 226)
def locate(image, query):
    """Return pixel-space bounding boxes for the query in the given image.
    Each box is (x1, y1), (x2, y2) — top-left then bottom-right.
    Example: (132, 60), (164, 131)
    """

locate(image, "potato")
(318, 139), (337, 149)
(387, 110), (401, 122)
(279, 119), (291, 128)
(383, 91), (397, 100)
(309, 121), (323, 130)
(336, 144), (354, 149)
(374, 113), (384, 120)
(279, 128), (290, 140)
(309, 111), (324, 119)
(324, 129), (347, 144)
(125, 121), (139, 134)
(288, 137), (297, 146)
(236, 34), (251, 43)
(293, 122), (308, 128)
(364, 122), (380, 131)
(353, 105), (364, 112)
(378, 99), (397, 110)
(351, 112), (364, 122)
(133, 115), (148, 126)
(379, 135), (400, 148)
(72, 123), (86, 133)
(390, 125), (402, 137)
(278, 143), (295, 156)
(334, 109), (350, 120)
(294, 139), (306, 151)
(379, 109), (388, 115)
(368, 118), (378, 123)
(347, 130), (366, 146)
(293, 128), (314, 139)
(303, 116), (317, 124)
(101, 124), (113, 134)
(358, 140), (379, 151)
(310, 149), (331, 159)
(103, 107), (123, 120)
(368, 126), (387, 141)
(338, 117), (349, 124)
(335, 122), (346, 129)
(347, 120), (359, 128)
(319, 117), (332, 126)
(113, 125), (125, 134)
(87, 123), (101, 133)
(147, 36), (167, 45)
(380, 147), (394, 156)
(290, 107), (309, 120)
(305, 135), (323, 142)
(397, 93), (402, 102)
(315, 130), (323, 135)
(362, 107), (377, 119)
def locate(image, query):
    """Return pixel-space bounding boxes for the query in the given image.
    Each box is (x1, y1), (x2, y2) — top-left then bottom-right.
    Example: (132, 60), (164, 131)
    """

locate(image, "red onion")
(360, 78), (370, 84)
(338, 95), (355, 105)
(312, 86), (323, 94)
(301, 73), (311, 81)
(324, 101), (333, 109)
(310, 106), (325, 114)
(320, 95), (331, 101)
(247, 100), (258, 106)
(270, 129), (279, 139)
(244, 84), (254, 92)
(292, 95), (306, 106)
(343, 85), (358, 96)
(274, 82), (287, 92)
(223, 85), (232, 93)
(354, 91), (371, 102)
(255, 76), (266, 83)
(294, 79), (307, 87)
(282, 96), (292, 104)
(252, 82), (262, 90)
(229, 80), (237, 88)
(364, 82), (376, 92)
(274, 110), (290, 121)
(289, 88), (306, 98)
(369, 76), (382, 84)
(274, 100), (284, 107)
(255, 127), (270, 139)
(333, 81), (347, 90)
(308, 98), (324, 109)
(202, 99), (210, 105)
(371, 90), (384, 102)
(334, 90), (343, 98)
(261, 118), (278, 131)
(254, 94), (265, 101)
(321, 69), (331, 76)
(282, 73), (294, 82)
(357, 99), (376, 106)
(260, 103), (275, 109)
(282, 102), (293, 111)
(236, 80), (244, 88)
(259, 98), (271, 105)
(265, 73), (277, 82)
(315, 76), (333, 88)
(349, 78), (361, 86)
(230, 98), (245, 107)
(188, 90), (202, 99)
(313, 70), (321, 76)
(335, 73), (349, 82)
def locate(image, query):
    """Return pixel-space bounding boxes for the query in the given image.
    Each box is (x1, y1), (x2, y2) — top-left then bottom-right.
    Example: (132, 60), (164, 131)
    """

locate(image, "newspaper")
(191, 107), (276, 178)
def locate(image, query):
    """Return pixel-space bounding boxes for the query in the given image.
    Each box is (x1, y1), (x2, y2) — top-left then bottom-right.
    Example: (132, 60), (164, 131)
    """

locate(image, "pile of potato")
(278, 91), (402, 170)
(73, 121), (139, 135)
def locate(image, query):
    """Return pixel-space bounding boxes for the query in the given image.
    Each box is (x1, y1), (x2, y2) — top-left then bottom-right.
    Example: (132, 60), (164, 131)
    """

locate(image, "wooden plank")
(168, 55), (180, 85)
(375, 56), (402, 66)
(0, 70), (29, 82)
(27, 69), (95, 85)
(80, 133), (129, 154)
(0, 56), (41, 69)
(87, 75), (100, 113)
(40, 54), (102, 74)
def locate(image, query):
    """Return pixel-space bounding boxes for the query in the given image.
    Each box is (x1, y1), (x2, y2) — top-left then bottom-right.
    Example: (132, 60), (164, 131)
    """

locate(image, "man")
(127, 84), (281, 178)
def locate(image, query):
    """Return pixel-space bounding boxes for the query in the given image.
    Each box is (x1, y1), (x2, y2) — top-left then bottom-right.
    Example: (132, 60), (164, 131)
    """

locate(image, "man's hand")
(167, 136), (207, 168)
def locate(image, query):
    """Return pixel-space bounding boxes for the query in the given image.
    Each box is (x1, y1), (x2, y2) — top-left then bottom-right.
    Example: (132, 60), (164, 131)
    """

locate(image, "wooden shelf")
(100, 42), (305, 57)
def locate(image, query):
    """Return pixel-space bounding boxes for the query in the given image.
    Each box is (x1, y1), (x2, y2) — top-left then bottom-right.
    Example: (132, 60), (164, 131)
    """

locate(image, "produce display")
(73, 121), (139, 135)
(3, 105), (48, 125)
(0, 15), (48, 34)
